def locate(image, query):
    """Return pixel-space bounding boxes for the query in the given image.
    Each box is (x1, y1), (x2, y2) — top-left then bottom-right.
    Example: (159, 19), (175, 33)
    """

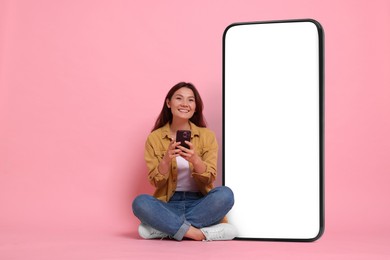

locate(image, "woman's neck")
(170, 119), (191, 134)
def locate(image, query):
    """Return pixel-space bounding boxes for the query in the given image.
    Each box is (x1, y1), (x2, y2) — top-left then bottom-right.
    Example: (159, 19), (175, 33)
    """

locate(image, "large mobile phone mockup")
(223, 19), (324, 241)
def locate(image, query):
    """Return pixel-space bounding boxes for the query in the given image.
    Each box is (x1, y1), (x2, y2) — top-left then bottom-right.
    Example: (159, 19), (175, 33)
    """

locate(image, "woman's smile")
(178, 108), (190, 113)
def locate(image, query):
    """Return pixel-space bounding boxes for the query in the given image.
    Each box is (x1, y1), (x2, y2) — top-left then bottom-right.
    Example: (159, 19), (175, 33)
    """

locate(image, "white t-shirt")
(175, 156), (199, 192)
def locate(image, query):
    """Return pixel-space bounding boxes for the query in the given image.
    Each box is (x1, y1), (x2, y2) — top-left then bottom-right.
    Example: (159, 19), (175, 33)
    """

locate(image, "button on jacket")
(144, 122), (218, 203)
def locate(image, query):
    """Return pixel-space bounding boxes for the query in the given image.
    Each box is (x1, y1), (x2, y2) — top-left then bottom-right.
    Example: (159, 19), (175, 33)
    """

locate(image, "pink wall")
(1, 0), (390, 239)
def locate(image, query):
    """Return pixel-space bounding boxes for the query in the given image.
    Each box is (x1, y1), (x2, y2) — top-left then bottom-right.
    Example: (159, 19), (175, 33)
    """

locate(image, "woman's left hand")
(177, 141), (203, 167)
(178, 141), (198, 164)
(178, 141), (206, 174)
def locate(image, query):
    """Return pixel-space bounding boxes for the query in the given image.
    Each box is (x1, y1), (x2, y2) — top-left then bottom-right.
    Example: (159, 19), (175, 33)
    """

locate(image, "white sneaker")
(200, 223), (238, 241)
(138, 223), (169, 239)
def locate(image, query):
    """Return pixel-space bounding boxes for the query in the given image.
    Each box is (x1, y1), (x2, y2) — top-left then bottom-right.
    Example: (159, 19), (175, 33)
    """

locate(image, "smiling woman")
(131, 82), (237, 241)
(167, 88), (196, 122)
(152, 82), (207, 132)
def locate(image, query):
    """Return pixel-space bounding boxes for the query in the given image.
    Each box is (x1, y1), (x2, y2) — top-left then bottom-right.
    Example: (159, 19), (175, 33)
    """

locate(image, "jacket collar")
(160, 121), (201, 140)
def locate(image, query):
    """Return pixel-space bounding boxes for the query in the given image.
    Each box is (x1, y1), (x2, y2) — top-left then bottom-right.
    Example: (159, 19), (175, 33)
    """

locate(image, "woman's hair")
(152, 82), (207, 132)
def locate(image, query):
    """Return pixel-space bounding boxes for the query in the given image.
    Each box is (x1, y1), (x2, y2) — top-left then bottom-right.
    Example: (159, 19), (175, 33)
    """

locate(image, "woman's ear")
(166, 98), (171, 108)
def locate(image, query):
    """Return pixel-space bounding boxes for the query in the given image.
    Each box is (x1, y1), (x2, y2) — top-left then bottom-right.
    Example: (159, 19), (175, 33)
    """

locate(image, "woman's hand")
(163, 140), (181, 161)
(158, 140), (180, 175)
(178, 141), (206, 174)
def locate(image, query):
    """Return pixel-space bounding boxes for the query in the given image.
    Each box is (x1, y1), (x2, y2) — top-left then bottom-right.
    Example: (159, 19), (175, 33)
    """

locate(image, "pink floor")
(1, 227), (389, 259)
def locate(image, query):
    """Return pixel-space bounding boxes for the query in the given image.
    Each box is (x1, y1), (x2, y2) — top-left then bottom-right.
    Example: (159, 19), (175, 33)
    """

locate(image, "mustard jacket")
(144, 122), (218, 202)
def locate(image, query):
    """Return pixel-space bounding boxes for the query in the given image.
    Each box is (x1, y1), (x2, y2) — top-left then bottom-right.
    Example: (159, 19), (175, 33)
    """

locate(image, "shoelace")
(151, 230), (169, 240)
(204, 228), (225, 240)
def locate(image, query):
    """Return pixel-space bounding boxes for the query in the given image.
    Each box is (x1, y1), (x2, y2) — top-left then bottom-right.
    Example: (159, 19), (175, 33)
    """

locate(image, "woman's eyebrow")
(174, 94), (195, 99)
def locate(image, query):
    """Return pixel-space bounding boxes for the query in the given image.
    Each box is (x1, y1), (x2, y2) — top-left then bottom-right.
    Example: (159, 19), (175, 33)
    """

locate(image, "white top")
(175, 156), (199, 192)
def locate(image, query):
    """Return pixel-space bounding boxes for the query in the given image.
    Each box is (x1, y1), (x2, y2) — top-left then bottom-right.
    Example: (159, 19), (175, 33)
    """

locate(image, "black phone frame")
(222, 19), (325, 242)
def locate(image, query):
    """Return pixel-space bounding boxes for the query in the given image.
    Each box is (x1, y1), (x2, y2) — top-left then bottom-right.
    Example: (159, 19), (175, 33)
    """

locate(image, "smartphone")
(223, 19), (324, 241)
(176, 130), (191, 149)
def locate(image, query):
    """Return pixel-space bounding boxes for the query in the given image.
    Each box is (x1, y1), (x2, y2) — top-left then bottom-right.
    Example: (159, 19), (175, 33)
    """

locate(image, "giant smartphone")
(223, 19), (324, 241)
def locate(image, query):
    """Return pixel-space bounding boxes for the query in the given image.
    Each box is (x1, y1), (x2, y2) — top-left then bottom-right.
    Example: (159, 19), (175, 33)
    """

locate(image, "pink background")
(1, 0), (389, 259)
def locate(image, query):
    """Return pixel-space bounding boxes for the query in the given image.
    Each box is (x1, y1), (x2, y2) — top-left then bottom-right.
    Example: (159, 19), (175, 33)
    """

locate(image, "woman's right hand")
(163, 140), (181, 162)
(159, 140), (180, 175)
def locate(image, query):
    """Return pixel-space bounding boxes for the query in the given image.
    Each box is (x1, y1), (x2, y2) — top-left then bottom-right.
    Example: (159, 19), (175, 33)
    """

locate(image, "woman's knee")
(132, 194), (154, 216)
(213, 186), (234, 207)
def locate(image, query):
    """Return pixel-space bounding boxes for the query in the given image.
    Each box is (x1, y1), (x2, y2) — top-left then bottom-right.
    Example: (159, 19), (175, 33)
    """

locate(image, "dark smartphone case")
(176, 130), (191, 149)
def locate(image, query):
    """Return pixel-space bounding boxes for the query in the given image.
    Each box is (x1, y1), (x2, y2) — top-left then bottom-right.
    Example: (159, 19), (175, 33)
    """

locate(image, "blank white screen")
(224, 21), (322, 240)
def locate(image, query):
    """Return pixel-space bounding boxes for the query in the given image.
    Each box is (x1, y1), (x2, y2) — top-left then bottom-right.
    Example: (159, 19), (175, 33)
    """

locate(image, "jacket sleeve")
(191, 131), (218, 184)
(144, 136), (169, 188)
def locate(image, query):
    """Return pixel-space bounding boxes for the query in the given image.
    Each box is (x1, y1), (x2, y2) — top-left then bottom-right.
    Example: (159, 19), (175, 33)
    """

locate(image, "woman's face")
(166, 87), (196, 121)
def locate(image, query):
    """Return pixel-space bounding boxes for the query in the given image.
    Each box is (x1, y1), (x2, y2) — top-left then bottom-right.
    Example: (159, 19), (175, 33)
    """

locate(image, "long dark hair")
(152, 82), (207, 132)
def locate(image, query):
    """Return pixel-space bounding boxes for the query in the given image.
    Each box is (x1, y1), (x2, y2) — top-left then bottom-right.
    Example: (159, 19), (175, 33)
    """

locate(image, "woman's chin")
(174, 114), (194, 120)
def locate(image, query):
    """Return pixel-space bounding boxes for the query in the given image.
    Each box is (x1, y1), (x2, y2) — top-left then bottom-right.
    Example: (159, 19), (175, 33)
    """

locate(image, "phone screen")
(223, 19), (324, 241)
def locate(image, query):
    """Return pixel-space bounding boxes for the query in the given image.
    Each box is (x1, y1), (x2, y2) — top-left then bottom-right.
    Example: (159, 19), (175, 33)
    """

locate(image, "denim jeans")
(132, 186), (234, 240)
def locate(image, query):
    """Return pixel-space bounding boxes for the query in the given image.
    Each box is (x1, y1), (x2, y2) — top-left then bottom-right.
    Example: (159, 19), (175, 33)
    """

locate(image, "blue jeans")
(132, 186), (234, 240)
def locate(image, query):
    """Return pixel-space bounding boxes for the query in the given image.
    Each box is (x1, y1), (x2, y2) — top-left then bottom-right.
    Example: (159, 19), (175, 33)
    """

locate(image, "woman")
(132, 82), (237, 241)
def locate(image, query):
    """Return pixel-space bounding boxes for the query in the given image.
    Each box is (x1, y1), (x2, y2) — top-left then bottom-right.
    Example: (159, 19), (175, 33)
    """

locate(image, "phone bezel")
(222, 19), (325, 242)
